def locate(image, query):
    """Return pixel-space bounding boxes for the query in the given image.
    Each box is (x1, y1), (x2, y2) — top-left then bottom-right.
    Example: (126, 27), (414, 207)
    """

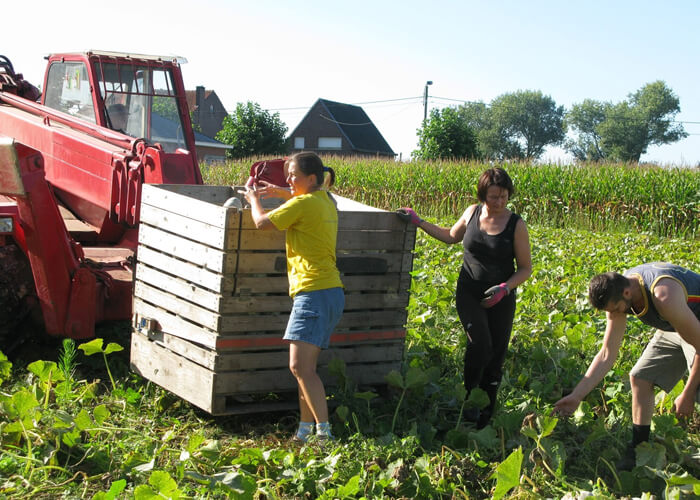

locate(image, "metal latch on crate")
(135, 315), (157, 334)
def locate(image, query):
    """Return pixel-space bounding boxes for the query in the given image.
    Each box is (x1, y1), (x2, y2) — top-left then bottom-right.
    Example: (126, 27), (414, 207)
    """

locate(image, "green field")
(0, 159), (698, 498)
(204, 158), (700, 238)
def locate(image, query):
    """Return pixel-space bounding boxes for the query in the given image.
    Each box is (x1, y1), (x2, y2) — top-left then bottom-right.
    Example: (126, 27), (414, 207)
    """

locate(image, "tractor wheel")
(0, 244), (42, 354)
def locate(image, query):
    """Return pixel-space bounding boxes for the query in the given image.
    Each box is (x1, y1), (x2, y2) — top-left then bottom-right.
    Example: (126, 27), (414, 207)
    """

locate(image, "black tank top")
(462, 204), (520, 285)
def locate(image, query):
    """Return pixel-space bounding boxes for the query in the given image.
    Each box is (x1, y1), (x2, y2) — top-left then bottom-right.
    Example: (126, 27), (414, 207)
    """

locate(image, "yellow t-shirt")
(267, 190), (343, 297)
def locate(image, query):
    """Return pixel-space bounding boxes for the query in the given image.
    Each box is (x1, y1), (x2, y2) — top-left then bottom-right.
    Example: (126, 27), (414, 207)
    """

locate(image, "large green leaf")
(78, 338), (105, 356)
(28, 360), (65, 383)
(103, 343), (123, 355)
(92, 479), (127, 500)
(385, 370), (404, 389)
(490, 446), (523, 500)
(404, 366), (427, 389)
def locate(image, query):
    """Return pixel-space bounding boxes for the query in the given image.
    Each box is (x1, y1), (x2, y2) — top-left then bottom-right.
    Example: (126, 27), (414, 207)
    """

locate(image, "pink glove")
(396, 207), (422, 226)
(480, 283), (510, 308)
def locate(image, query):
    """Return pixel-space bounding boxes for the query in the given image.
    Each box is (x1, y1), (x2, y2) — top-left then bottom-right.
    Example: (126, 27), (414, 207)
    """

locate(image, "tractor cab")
(42, 51), (196, 155)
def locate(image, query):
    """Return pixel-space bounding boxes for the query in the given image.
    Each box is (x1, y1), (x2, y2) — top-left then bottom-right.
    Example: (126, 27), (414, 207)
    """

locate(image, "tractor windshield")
(95, 61), (187, 153)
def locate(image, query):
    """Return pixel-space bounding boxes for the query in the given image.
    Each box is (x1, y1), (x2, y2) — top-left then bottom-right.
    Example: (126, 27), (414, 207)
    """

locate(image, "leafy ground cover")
(1, 160), (699, 498)
(2, 224), (698, 498)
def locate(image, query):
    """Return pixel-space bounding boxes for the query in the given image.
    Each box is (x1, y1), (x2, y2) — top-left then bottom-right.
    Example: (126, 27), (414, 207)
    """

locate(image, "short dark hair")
(588, 272), (629, 310)
(476, 168), (514, 202)
(285, 152), (336, 187)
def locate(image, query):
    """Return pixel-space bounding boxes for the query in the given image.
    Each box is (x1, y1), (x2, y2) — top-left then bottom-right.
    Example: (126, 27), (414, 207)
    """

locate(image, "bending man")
(554, 262), (700, 469)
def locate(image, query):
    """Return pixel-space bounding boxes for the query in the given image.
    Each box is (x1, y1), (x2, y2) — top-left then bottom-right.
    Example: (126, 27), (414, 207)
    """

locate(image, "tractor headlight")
(0, 217), (14, 234)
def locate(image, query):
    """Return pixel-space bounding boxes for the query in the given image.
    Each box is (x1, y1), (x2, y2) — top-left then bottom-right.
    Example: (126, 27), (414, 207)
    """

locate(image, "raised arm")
(255, 181), (293, 201)
(244, 188), (275, 230)
(553, 311), (627, 416)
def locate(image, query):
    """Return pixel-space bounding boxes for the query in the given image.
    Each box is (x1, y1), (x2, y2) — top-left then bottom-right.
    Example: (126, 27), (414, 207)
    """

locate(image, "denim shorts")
(284, 287), (345, 349)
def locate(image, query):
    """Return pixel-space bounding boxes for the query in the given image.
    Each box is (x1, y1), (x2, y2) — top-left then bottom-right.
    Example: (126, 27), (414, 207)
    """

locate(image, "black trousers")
(455, 267), (516, 414)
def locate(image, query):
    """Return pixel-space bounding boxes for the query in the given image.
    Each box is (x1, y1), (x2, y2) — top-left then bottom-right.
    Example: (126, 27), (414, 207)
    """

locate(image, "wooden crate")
(130, 184), (416, 415)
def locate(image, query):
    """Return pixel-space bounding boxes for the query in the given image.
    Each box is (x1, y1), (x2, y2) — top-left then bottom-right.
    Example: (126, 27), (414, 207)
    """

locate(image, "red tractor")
(0, 51), (203, 349)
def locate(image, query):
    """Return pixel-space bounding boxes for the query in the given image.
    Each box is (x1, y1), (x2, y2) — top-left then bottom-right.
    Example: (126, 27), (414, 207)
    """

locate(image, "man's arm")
(653, 278), (700, 418)
(653, 278), (700, 353)
(553, 312), (627, 416)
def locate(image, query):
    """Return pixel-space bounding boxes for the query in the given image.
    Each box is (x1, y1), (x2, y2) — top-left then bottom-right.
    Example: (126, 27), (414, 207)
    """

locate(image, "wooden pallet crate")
(130, 184), (416, 415)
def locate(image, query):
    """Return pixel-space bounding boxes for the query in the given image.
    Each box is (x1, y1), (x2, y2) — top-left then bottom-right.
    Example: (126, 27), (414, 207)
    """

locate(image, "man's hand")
(396, 207), (422, 226)
(553, 394), (581, 417)
(481, 283), (509, 308)
(673, 391), (696, 419)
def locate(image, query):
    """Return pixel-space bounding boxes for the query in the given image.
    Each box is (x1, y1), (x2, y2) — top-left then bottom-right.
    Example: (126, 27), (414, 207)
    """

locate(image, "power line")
(319, 114), (372, 127)
(221, 93), (700, 126)
(264, 96), (422, 113)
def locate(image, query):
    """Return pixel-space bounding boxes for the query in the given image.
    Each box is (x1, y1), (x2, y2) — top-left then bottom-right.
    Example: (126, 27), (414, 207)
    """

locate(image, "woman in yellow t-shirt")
(244, 152), (344, 442)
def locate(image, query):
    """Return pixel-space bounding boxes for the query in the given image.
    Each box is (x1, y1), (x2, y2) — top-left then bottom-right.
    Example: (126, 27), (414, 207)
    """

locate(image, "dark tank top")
(624, 262), (700, 331)
(462, 204), (520, 285)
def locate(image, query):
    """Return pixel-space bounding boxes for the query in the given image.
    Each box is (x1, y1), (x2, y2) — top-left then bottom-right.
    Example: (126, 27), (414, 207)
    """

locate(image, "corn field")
(201, 157), (700, 238)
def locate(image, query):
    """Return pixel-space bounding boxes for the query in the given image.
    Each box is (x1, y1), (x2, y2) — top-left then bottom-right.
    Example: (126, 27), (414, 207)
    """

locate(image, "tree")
(215, 101), (288, 158)
(413, 107), (478, 160)
(485, 90), (566, 161)
(565, 81), (687, 163)
(565, 99), (611, 162)
(598, 81), (687, 162)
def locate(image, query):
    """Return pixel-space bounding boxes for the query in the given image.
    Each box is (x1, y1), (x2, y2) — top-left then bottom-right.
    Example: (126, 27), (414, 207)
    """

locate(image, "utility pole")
(423, 80), (433, 122)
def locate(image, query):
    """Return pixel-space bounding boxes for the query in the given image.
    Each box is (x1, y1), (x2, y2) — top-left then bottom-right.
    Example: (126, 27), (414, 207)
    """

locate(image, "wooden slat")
(213, 362), (400, 394)
(130, 332), (216, 414)
(135, 270), (407, 314)
(403, 225), (417, 251)
(137, 247), (231, 293)
(137, 281), (407, 333)
(139, 224), (235, 273)
(212, 329), (406, 350)
(234, 274), (404, 295)
(236, 229), (410, 251)
(337, 231), (407, 251)
(236, 229), (286, 250)
(140, 330), (219, 369)
(234, 252), (407, 275)
(135, 264), (225, 312)
(215, 310), (406, 334)
(140, 330), (403, 371)
(131, 331), (401, 415)
(140, 204), (236, 250)
(240, 210), (407, 231)
(135, 281), (222, 331)
(141, 184), (237, 228)
(133, 298), (219, 348)
(215, 292), (408, 314)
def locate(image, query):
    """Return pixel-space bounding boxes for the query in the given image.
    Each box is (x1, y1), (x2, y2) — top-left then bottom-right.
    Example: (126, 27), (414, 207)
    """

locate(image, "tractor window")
(44, 62), (96, 123)
(95, 62), (187, 152)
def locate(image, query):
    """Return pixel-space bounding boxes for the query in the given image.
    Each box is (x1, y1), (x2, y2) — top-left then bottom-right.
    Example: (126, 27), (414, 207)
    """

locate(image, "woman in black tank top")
(398, 168), (532, 428)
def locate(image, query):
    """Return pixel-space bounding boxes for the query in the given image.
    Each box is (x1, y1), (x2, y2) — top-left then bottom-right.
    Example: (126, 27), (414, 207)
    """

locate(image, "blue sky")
(7, 0), (699, 165)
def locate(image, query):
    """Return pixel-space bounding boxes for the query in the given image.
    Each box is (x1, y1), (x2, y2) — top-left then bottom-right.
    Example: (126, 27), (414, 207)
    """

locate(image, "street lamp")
(423, 80), (433, 122)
